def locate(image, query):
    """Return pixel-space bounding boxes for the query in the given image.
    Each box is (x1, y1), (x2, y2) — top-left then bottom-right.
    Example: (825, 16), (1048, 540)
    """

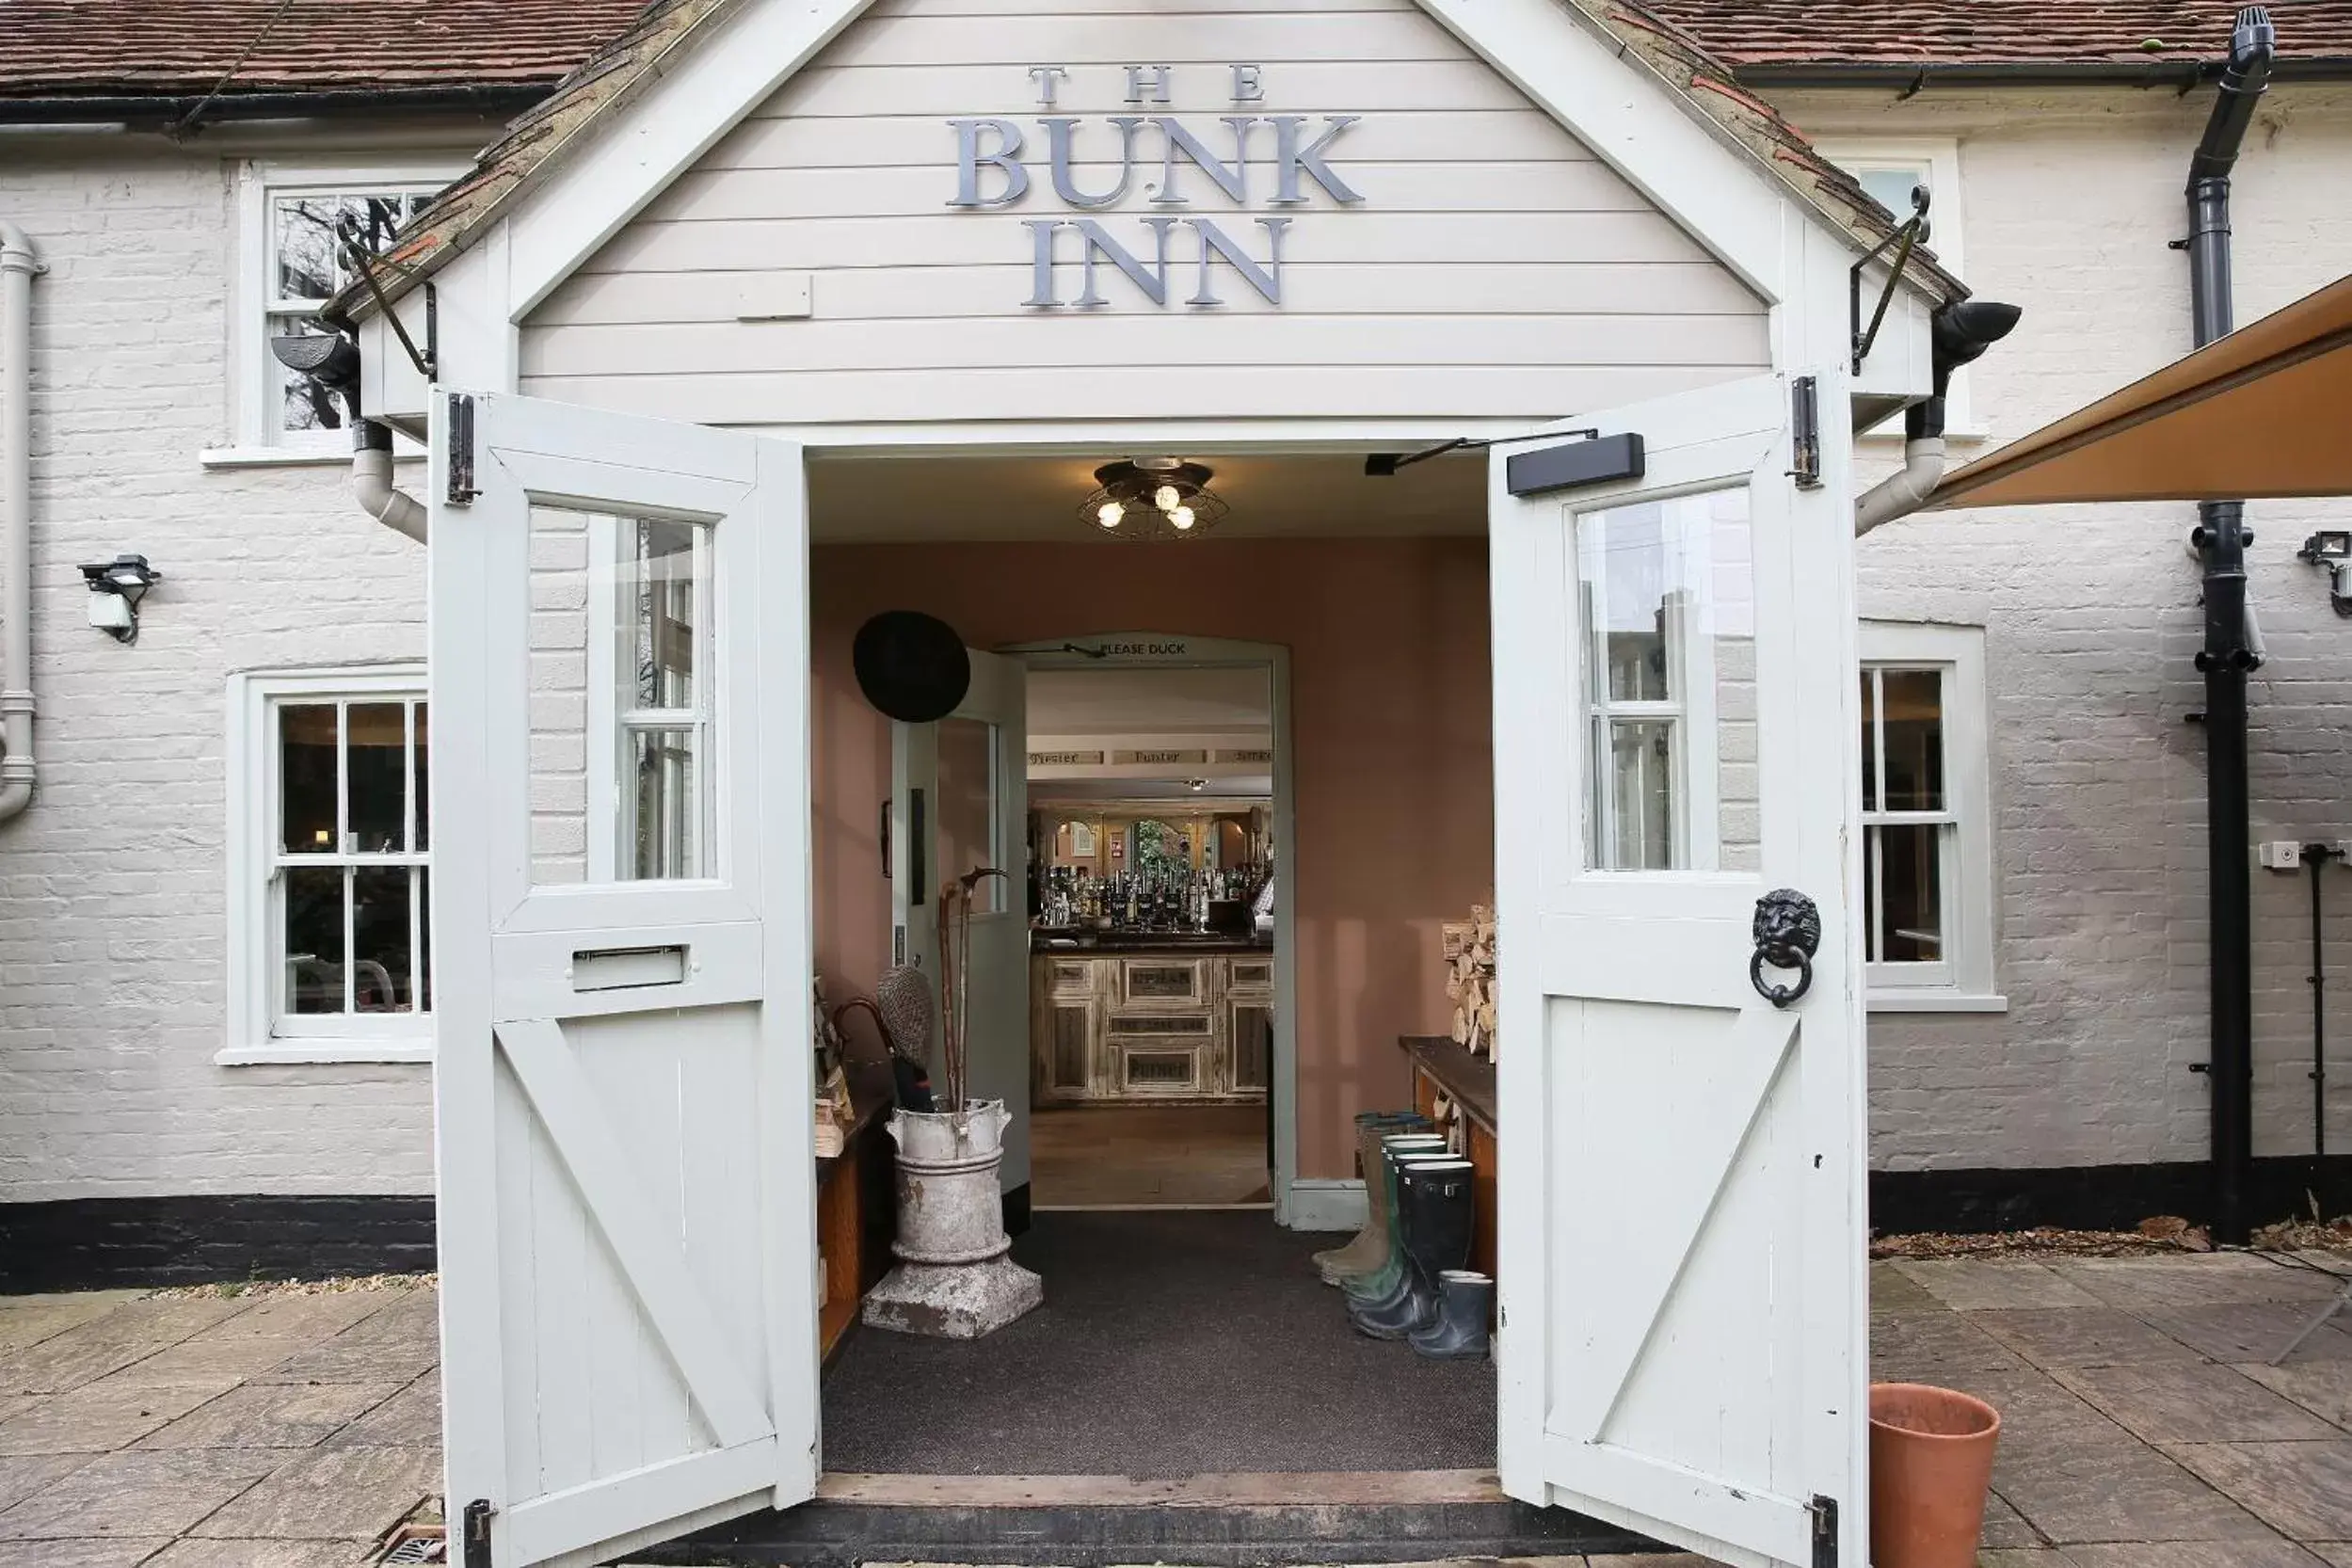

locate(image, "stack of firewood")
(1442, 904), (1497, 1059)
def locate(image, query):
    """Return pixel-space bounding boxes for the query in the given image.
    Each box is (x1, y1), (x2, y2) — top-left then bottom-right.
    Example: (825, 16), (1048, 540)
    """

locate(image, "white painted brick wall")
(0, 145), (434, 1200)
(9, 83), (2352, 1205)
(1782, 82), (2352, 1172)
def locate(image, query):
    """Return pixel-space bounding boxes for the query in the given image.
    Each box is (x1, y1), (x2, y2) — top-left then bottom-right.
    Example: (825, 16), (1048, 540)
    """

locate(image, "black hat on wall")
(853, 611), (970, 723)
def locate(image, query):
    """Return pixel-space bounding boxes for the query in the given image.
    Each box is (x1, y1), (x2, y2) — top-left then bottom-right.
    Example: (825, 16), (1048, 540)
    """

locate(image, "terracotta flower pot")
(1869, 1382), (2002, 1568)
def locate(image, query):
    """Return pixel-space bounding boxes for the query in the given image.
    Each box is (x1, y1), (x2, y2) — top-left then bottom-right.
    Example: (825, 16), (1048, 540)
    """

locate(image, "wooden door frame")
(1009, 634), (1304, 1227)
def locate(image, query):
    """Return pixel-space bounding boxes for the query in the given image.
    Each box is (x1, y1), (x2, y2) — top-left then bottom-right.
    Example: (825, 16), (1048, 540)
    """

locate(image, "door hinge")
(1789, 376), (1823, 489)
(462, 1498), (494, 1568)
(1810, 1494), (1838, 1568)
(446, 392), (478, 507)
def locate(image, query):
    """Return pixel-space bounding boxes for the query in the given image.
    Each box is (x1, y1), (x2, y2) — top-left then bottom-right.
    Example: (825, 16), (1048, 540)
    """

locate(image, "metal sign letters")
(949, 66), (1364, 311)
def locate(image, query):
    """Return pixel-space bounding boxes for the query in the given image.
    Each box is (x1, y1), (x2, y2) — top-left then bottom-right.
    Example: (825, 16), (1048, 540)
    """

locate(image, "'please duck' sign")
(948, 65), (1365, 310)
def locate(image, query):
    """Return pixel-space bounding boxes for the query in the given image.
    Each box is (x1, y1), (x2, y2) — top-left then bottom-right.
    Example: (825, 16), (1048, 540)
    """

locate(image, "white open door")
(889, 648), (1032, 1198)
(429, 391), (816, 1568)
(1491, 373), (1867, 1568)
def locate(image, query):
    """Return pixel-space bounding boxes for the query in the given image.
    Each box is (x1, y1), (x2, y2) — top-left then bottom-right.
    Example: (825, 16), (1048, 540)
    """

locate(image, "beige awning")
(1929, 272), (2352, 510)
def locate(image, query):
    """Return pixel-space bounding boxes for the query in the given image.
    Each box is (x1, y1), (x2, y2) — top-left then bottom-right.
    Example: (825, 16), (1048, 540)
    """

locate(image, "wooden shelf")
(1400, 1034), (1496, 1278)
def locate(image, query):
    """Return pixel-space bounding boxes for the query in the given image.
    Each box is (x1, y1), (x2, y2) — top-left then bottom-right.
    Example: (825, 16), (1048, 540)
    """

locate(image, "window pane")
(1880, 669), (1944, 810)
(1606, 719), (1674, 871)
(346, 702), (408, 853)
(351, 867), (416, 1013)
(1860, 669), (1879, 812)
(413, 702), (431, 852)
(937, 716), (1001, 914)
(284, 866), (347, 1014)
(273, 196), (346, 300)
(1857, 166), (1928, 220)
(1578, 486), (1756, 871)
(418, 867), (433, 1013)
(1874, 822), (1944, 962)
(628, 728), (702, 880)
(629, 518), (698, 711)
(280, 704), (339, 854)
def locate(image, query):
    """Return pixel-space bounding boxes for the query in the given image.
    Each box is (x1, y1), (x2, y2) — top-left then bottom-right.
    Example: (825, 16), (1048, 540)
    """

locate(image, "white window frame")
(1816, 137), (1982, 440)
(222, 664), (433, 1064)
(212, 159), (460, 466)
(1860, 621), (2003, 1012)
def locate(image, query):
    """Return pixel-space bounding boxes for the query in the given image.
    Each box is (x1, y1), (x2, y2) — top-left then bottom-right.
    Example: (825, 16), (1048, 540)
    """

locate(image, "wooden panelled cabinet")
(1032, 950), (1272, 1104)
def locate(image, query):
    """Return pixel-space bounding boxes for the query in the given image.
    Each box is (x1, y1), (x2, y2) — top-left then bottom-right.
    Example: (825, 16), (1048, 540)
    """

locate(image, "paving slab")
(0, 1298), (138, 1360)
(144, 1540), (381, 1566)
(252, 1291), (438, 1386)
(0, 1453), (91, 1512)
(1892, 1259), (2104, 1310)
(1980, 1487), (2043, 1548)
(324, 1376), (437, 1448)
(2052, 1255), (2348, 1310)
(1975, 1554), (2066, 1567)
(136, 1380), (405, 1451)
(2167, 1440), (2352, 1541)
(2060, 1544), (2333, 1567)
(0, 1300), (251, 1395)
(2051, 1361), (2342, 1443)
(2137, 1303), (2352, 1364)
(1872, 1312), (2034, 1381)
(2310, 1546), (2352, 1567)
(1869, 1262), (1945, 1318)
(0, 1539), (175, 1567)
(0, 1448), (278, 1540)
(192, 1445), (440, 1541)
(2238, 1359), (2352, 1430)
(0, 1377), (237, 1456)
(1974, 1306), (2208, 1368)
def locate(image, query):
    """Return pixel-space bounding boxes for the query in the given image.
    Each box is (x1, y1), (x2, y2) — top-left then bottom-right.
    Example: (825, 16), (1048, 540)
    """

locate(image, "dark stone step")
(627, 1477), (1657, 1568)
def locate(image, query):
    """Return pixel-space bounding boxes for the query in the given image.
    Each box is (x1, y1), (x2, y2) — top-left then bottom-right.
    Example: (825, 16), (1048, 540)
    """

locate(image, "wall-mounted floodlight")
(78, 554), (160, 644)
(2298, 531), (2352, 618)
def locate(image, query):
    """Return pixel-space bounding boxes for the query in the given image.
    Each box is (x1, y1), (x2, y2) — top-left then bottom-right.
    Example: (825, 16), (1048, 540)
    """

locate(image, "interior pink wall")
(809, 538), (1495, 1181)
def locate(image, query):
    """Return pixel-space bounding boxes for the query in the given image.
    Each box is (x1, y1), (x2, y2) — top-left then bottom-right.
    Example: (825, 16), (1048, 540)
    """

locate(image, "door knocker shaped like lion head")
(1750, 888), (1822, 1008)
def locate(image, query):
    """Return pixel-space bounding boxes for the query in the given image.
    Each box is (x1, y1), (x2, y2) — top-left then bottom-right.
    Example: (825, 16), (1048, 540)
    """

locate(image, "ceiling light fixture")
(1079, 457), (1228, 540)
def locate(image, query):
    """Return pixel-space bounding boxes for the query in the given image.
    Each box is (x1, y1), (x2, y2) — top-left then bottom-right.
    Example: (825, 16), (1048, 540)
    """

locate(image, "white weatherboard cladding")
(520, 0), (1769, 425)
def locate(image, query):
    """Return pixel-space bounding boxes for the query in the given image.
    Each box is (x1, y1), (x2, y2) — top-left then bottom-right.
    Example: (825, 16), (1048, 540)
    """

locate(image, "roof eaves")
(1581, 0), (1967, 304)
(333, 0), (743, 324)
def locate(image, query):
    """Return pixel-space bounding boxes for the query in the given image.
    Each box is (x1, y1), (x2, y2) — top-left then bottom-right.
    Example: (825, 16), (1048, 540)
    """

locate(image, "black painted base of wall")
(4, 1157), (2346, 1293)
(1872, 1154), (2352, 1237)
(0, 1195), (437, 1294)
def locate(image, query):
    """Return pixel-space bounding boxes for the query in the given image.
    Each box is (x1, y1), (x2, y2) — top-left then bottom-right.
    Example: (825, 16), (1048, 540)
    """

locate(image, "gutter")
(270, 333), (424, 544)
(2187, 6), (2278, 1248)
(1854, 299), (2023, 536)
(1734, 56), (2350, 90)
(0, 86), (550, 128)
(0, 220), (40, 824)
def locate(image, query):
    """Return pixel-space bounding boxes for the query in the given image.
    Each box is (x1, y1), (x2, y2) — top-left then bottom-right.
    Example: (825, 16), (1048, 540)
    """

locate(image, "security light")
(78, 554), (160, 644)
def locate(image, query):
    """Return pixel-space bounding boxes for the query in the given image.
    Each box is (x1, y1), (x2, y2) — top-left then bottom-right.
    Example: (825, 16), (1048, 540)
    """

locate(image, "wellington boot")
(1409, 1271), (1493, 1359)
(1341, 1140), (1448, 1303)
(1314, 1112), (1429, 1284)
(1354, 1160), (1458, 1344)
(1352, 1159), (1473, 1339)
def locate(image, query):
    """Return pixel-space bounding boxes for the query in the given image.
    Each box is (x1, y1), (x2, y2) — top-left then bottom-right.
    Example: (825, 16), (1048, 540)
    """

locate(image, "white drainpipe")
(1853, 434), (1946, 537)
(354, 435), (426, 543)
(0, 219), (40, 824)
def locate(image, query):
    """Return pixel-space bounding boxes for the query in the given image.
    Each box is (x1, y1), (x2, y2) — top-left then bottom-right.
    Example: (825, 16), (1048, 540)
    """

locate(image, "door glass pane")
(528, 505), (715, 885)
(283, 866), (346, 1014)
(351, 866), (416, 1012)
(413, 703), (431, 853)
(346, 702), (408, 853)
(280, 704), (339, 854)
(937, 716), (1002, 915)
(628, 519), (697, 712)
(1576, 485), (1756, 871)
(1880, 670), (1944, 810)
(628, 728), (702, 880)
(1871, 822), (1944, 962)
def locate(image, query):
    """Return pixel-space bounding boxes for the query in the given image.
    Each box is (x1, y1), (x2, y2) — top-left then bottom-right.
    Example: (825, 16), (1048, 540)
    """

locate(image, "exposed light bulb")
(1170, 506), (1195, 531)
(1096, 501), (1124, 528)
(1154, 484), (1182, 512)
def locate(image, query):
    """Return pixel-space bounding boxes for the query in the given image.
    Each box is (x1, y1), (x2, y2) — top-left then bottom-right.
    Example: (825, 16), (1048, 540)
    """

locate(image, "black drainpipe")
(2184, 5), (2276, 1246)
